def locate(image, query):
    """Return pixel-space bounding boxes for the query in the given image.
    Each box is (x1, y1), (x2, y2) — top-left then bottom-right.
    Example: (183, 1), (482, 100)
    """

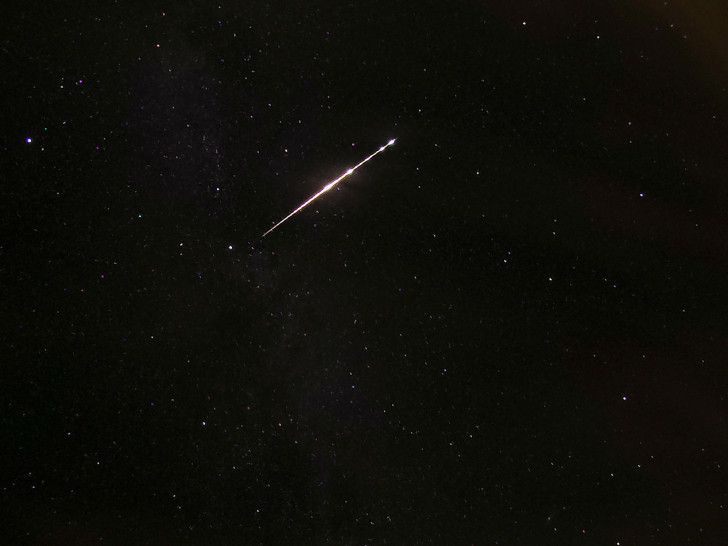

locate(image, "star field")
(3, 1), (728, 544)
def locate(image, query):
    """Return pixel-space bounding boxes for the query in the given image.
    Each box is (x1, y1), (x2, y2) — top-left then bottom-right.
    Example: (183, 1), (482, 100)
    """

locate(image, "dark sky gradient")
(3, 1), (728, 544)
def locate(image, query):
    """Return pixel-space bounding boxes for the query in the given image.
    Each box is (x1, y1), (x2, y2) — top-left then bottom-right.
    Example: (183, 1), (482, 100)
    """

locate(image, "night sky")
(3, 1), (728, 544)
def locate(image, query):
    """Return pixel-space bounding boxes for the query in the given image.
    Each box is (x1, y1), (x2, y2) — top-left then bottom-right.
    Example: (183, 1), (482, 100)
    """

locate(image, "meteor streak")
(260, 139), (396, 238)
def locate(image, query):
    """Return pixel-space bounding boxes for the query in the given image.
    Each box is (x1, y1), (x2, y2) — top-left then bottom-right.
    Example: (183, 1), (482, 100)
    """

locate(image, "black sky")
(3, 0), (728, 544)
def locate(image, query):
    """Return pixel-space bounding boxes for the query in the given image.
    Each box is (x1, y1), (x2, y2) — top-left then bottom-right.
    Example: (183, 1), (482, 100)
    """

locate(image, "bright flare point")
(260, 138), (396, 238)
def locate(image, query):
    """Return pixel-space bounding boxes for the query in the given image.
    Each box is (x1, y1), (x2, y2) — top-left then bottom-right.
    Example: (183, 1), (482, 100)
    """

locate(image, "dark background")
(3, 0), (727, 543)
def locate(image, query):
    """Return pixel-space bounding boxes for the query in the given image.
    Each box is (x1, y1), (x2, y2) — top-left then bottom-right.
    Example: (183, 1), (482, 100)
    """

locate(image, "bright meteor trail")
(260, 139), (396, 238)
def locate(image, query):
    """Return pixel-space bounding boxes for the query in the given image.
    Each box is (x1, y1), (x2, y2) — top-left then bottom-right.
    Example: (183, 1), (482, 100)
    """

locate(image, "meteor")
(260, 139), (396, 238)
